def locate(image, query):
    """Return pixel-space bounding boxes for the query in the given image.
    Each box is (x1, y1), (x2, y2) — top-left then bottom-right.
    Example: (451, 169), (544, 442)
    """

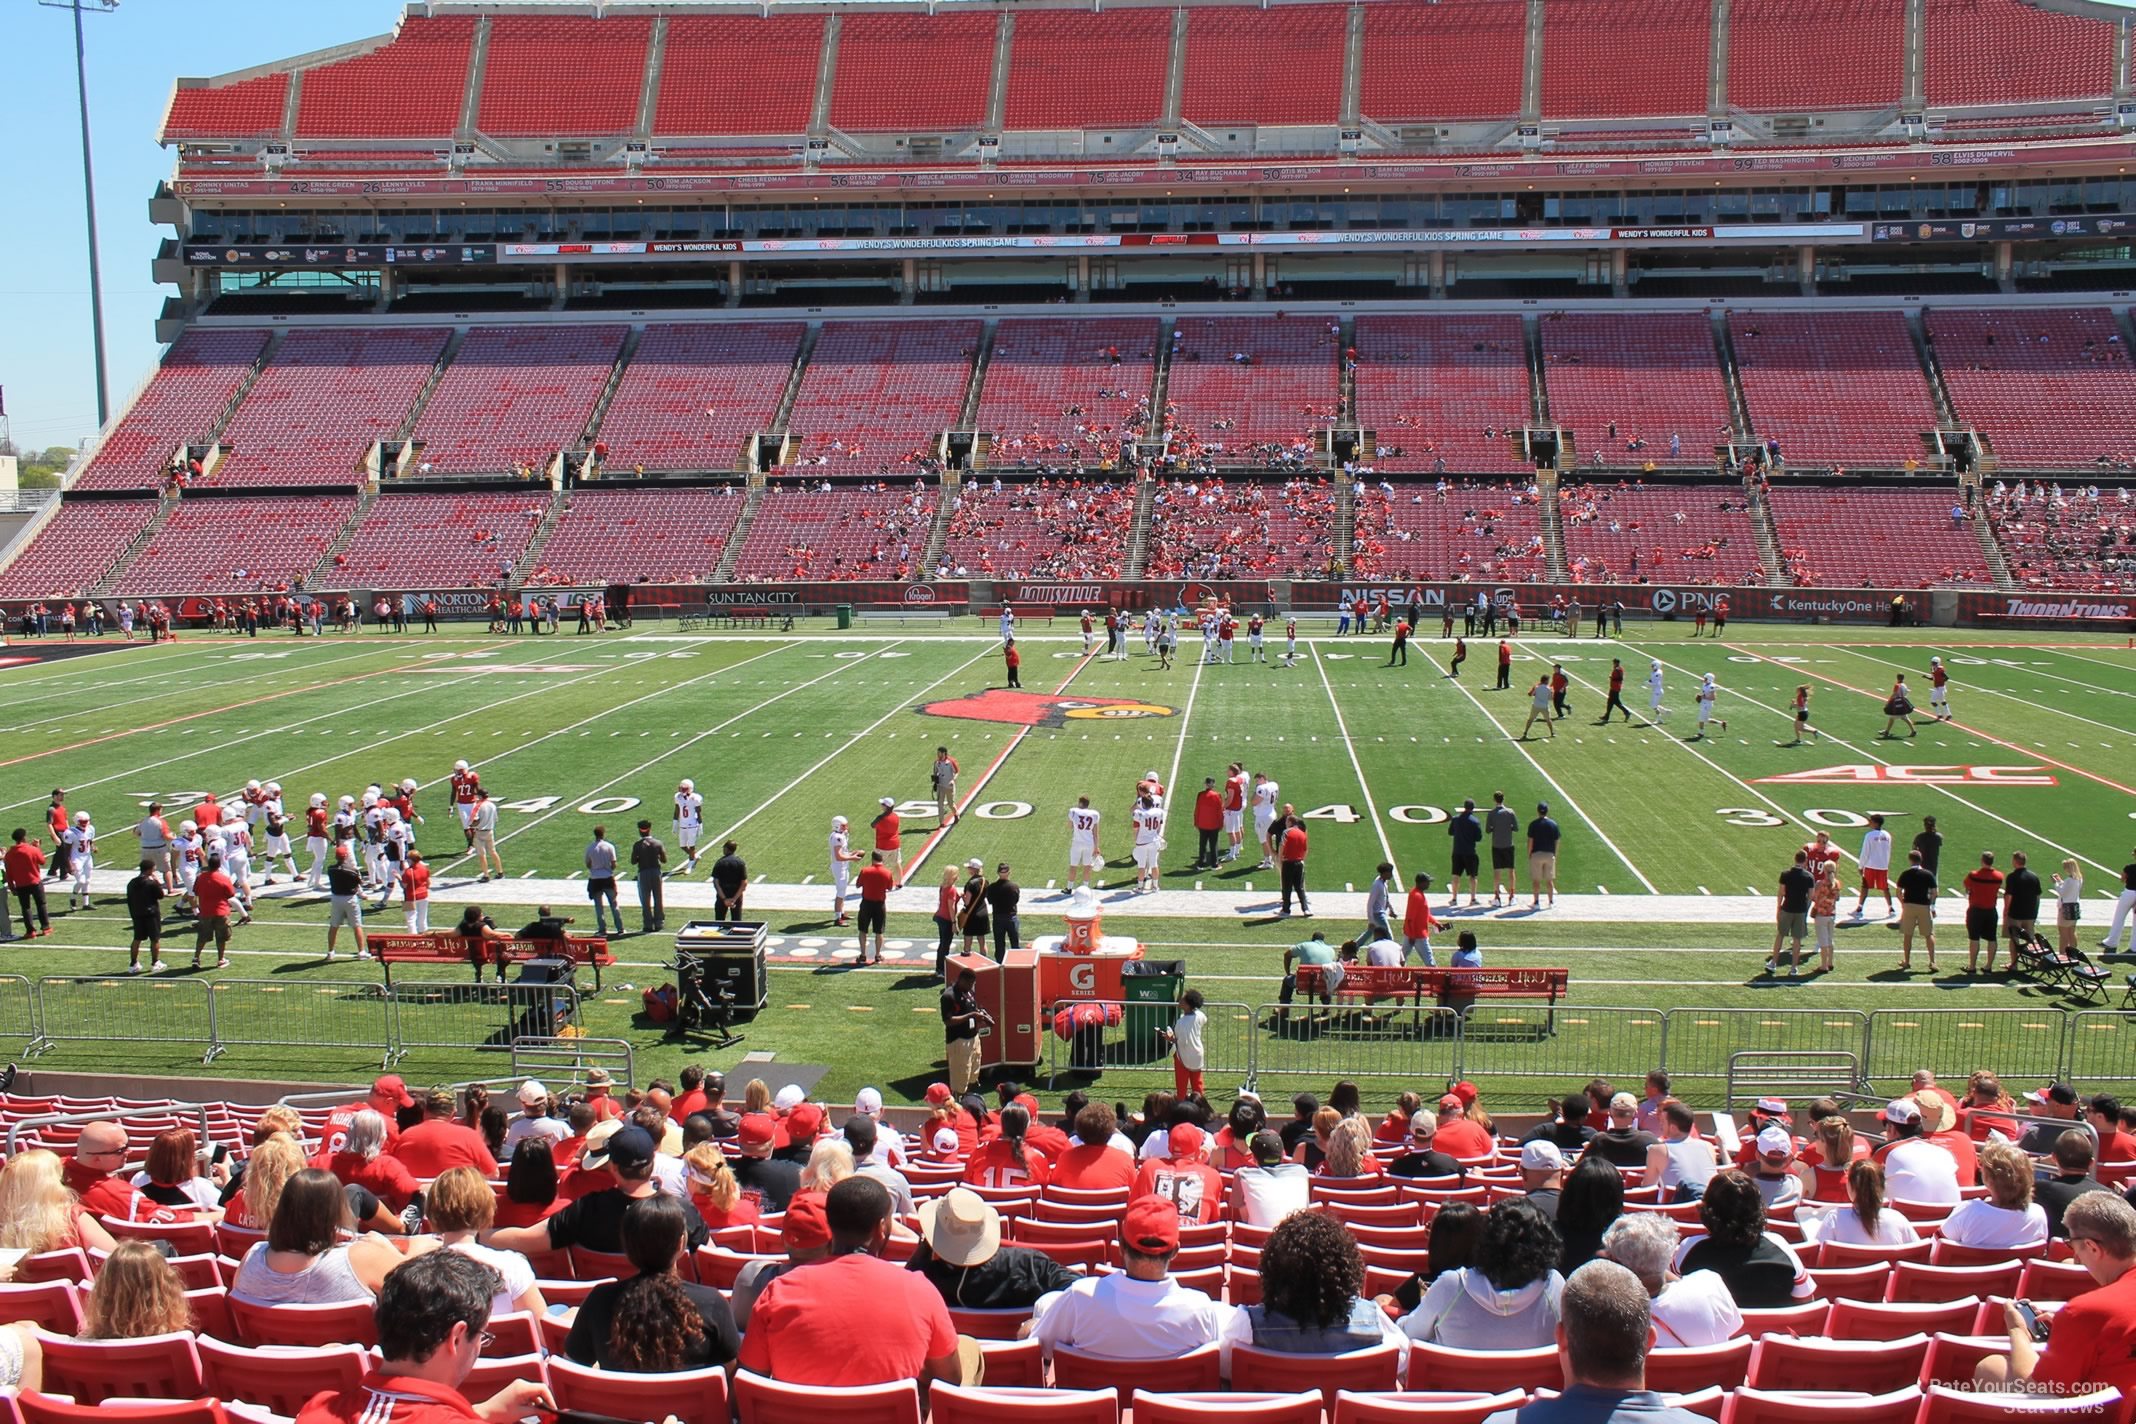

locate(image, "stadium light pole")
(39, 0), (119, 430)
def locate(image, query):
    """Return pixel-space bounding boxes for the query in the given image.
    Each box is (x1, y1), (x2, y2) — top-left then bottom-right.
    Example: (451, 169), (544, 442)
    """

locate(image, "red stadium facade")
(5, 0), (2136, 618)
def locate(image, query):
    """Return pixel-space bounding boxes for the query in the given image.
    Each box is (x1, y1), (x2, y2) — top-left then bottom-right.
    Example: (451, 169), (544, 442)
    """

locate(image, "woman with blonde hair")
(742, 1079), (773, 1116)
(934, 865), (962, 977)
(798, 1138), (855, 1194)
(2054, 859), (2084, 953)
(683, 1144), (758, 1229)
(250, 1106), (303, 1147)
(1318, 1116), (1382, 1180)
(424, 1166), (545, 1318)
(1798, 1117), (1857, 1204)
(1294, 1105), (1343, 1171)
(0, 1149), (115, 1255)
(1809, 860), (1840, 974)
(81, 1240), (191, 1339)
(225, 1134), (305, 1232)
(1940, 1140), (2048, 1249)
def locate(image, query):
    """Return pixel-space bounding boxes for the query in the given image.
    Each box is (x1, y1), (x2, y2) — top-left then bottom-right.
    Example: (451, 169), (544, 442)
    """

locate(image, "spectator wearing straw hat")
(909, 1187), (1078, 1309)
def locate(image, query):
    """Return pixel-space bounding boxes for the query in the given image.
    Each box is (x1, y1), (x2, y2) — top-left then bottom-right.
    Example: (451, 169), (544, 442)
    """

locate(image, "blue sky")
(0, 2), (365, 455)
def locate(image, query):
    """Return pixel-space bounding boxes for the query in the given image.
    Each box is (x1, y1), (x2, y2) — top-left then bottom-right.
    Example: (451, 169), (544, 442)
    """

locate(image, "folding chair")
(2058, 943), (2111, 1003)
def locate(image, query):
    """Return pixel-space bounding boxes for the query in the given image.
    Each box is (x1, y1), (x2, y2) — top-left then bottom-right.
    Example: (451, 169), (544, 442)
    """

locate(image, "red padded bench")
(990, 605), (1056, 626)
(370, 932), (616, 989)
(1296, 964), (1569, 1009)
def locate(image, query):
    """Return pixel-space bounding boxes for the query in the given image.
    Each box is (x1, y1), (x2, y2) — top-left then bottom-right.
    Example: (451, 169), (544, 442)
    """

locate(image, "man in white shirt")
(1252, 773), (1280, 869)
(1879, 1097), (1961, 1204)
(1853, 813), (1896, 920)
(1032, 1197), (1248, 1366)
(1600, 1214), (1742, 1349)
(828, 815), (860, 926)
(1750, 1126), (1803, 1211)
(503, 1080), (568, 1160)
(1228, 1130), (1310, 1228)
(844, 1114), (916, 1216)
(1065, 798), (1102, 891)
(1132, 793), (1165, 894)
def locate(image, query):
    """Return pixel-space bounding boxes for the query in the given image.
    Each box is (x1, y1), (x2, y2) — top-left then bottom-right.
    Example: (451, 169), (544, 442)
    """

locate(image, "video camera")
(664, 951), (746, 1050)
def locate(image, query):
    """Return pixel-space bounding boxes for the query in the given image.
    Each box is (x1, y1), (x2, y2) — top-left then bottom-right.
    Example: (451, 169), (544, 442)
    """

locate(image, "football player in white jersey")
(1131, 793), (1166, 893)
(377, 808), (410, 910)
(360, 787), (386, 889)
(259, 783), (298, 883)
(1282, 615), (1299, 668)
(828, 815), (861, 926)
(1253, 772), (1281, 869)
(174, 820), (202, 913)
(1646, 662), (1668, 725)
(63, 812), (95, 911)
(1065, 797), (1103, 891)
(219, 809), (255, 924)
(1694, 673), (1728, 739)
(674, 779), (704, 872)
(242, 779), (267, 831)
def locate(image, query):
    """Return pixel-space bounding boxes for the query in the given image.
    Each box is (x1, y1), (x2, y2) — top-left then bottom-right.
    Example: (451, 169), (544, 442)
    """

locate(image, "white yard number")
(1389, 805), (1450, 825)
(974, 801), (1032, 820)
(1717, 808), (1786, 828)
(578, 797), (642, 815)
(892, 800), (938, 819)
(1301, 804), (1361, 824)
(498, 797), (563, 814)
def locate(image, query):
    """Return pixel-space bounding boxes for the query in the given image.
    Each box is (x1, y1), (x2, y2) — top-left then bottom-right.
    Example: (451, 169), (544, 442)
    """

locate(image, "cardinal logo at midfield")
(917, 690), (1177, 727)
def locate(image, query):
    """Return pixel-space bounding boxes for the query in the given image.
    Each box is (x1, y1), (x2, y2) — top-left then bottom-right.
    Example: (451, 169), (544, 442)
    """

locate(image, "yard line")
(2024, 645), (2136, 691)
(1880, 645), (2136, 739)
(1161, 654), (1208, 823)
(1658, 642), (2118, 877)
(1531, 643), (1855, 866)
(899, 650), (1097, 886)
(0, 642), (381, 718)
(1723, 642), (2136, 801)
(1440, 655), (1658, 893)
(0, 641), (200, 699)
(470, 644), (904, 863)
(1308, 642), (1394, 866)
(708, 643), (997, 846)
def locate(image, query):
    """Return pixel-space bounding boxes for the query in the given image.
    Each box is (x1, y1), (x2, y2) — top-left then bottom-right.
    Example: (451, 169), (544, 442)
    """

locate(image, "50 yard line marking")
(1309, 642), (1394, 866)
(1440, 652), (1658, 893)
(1161, 653), (1208, 823)
(898, 648), (1098, 886)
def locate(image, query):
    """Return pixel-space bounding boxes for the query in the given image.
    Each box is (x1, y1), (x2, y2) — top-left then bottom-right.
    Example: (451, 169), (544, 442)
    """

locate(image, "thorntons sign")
(2005, 596), (2134, 620)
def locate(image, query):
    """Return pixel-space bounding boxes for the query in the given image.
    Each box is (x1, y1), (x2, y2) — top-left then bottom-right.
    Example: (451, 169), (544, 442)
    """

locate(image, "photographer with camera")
(941, 966), (991, 1098)
(450, 906), (508, 984)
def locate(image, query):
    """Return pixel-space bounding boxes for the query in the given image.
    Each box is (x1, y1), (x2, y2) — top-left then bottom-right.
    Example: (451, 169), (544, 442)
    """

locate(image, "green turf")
(2, 619), (2132, 1110)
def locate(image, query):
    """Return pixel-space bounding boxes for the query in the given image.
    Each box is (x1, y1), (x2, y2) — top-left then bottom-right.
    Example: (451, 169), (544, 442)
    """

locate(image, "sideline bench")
(856, 609), (951, 625)
(1296, 964), (1570, 1011)
(988, 605), (1057, 626)
(369, 932), (616, 989)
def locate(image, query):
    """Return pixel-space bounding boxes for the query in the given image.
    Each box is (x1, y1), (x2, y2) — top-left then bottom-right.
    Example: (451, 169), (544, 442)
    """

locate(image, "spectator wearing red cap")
(729, 1190), (833, 1329)
(1133, 1124), (1225, 1223)
(728, 1113), (802, 1213)
(314, 1077), (412, 1165)
(775, 1102), (827, 1166)
(1434, 1095), (1496, 1161)
(1031, 1196), (1248, 1366)
(738, 1176), (972, 1388)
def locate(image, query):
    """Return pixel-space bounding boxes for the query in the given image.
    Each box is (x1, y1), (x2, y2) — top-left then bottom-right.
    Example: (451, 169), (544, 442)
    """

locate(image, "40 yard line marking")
(1308, 642), (1394, 865)
(1440, 651), (1658, 893)
(899, 648), (1098, 886)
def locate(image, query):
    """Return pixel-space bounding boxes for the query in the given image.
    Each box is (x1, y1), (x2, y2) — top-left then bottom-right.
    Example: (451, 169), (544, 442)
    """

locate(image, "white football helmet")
(454, 760), (470, 773)
(400, 778), (418, 793)
(179, 820), (197, 835)
(309, 793), (326, 809)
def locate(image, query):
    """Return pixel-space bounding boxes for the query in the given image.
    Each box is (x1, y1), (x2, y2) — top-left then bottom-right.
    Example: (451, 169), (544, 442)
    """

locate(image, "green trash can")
(1121, 959), (1186, 1061)
(834, 604), (853, 630)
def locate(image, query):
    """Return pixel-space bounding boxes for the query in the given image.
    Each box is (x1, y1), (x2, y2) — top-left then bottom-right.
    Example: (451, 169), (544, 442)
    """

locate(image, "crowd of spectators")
(1986, 479), (2136, 591)
(936, 475), (1134, 580)
(1559, 480), (1762, 586)
(1143, 476), (1337, 580)
(729, 478), (936, 583)
(1350, 478), (1550, 582)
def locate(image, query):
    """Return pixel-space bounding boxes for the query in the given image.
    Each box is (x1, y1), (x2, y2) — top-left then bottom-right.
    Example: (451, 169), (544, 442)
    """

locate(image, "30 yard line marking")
(709, 643), (997, 846)
(899, 649), (1097, 886)
(1441, 653), (1658, 893)
(473, 643), (905, 863)
(1309, 642), (1394, 866)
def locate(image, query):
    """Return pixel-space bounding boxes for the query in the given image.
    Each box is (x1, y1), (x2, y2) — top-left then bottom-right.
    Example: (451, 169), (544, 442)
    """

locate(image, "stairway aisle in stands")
(509, 492), (568, 585)
(1743, 475), (1788, 587)
(711, 483), (768, 584)
(1536, 470), (1570, 583)
(1122, 478), (1158, 579)
(303, 488), (377, 590)
(89, 498), (182, 598)
(919, 473), (957, 575)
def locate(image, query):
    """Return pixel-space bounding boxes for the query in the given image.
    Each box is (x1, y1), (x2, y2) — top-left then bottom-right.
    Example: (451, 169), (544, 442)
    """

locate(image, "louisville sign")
(917, 690), (1177, 727)
(1755, 764), (2057, 786)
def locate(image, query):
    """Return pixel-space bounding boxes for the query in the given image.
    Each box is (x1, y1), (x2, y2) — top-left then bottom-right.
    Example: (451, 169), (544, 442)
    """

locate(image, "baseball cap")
(931, 1125), (961, 1154)
(786, 1103), (825, 1141)
(1519, 1141), (1566, 1172)
(773, 1084), (807, 1112)
(1122, 1197), (1181, 1254)
(1609, 1092), (1638, 1114)
(1753, 1098), (1790, 1119)
(1168, 1123), (1204, 1159)
(2031, 1083), (2079, 1107)
(1437, 1094), (1466, 1113)
(372, 1076), (415, 1109)
(737, 1114), (779, 1149)
(600, 1126), (655, 1173)
(516, 1080), (548, 1106)
(1880, 1098), (1922, 1127)
(1249, 1130), (1285, 1166)
(1450, 1082), (1479, 1107)
(782, 1192), (832, 1251)
(855, 1088), (884, 1115)
(924, 1083), (954, 1106)
(1409, 1115), (1437, 1141)
(965, 857), (983, 870)
(880, 796), (896, 807)
(1756, 1125), (1795, 1158)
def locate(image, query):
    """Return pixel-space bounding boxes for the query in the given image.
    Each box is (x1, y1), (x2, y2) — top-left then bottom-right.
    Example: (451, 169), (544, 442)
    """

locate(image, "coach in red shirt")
(1278, 817), (1310, 918)
(736, 1175), (967, 1389)
(1192, 778), (1225, 870)
(856, 851), (895, 966)
(5, 830), (50, 937)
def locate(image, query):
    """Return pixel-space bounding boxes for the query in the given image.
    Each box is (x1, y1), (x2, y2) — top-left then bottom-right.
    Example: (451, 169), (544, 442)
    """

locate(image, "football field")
(1, 617), (2133, 1109)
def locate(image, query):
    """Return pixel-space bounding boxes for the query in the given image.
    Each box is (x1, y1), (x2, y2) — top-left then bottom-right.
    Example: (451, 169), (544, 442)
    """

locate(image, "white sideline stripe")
(708, 643), (996, 845)
(2002, 646), (2136, 704)
(1440, 654), (1658, 893)
(1310, 643), (1395, 866)
(1680, 642), (2119, 879)
(474, 643), (905, 859)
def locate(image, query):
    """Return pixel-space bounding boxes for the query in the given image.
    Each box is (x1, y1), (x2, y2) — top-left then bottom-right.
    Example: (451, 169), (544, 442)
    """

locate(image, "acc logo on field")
(916, 690), (1177, 727)
(1755, 764), (2057, 787)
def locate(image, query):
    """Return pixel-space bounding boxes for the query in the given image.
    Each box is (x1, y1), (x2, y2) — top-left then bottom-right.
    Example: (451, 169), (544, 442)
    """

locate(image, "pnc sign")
(1755, 764), (2057, 787)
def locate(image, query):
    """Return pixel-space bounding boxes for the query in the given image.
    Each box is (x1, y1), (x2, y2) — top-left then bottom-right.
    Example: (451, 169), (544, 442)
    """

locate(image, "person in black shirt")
(1447, 800), (1483, 906)
(563, 1193), (738, 1373)
(710, 841), (748, 923)
(1521, 1094), (1597, 1155)
(325, 848), (369, 961)
(1388, 1115), (1464, 1180)
(629, 820), (667, 935)
(1769, 851), (1815, 976)
(483, 1125), (708, 1258)
(1279, 1093), (1320, 1156)
(1896, 849), (1940, 973)
(729, 1112), (801, 1213)
(984, 863), (1021, 961)
(2004, 850), (2044, 966)
(2102, 847), (2136, 951)
(697, 1075), (741, 1140)
(1912, 816), (1943, 882)
(126, 860), (166, 974)
(1583, 1093), (1659, 1168)
(515, 905), (572, 943)
(907, 1187), (1079, 1309)
(2036, 1129), (2117, 1239)
(942, 967), (986, 1098)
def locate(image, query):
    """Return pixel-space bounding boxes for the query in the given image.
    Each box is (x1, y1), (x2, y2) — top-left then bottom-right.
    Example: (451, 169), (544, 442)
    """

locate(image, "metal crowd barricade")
(1863, 1006), (2069, 1098)
(1251, 1002), (1461, 1093)
(1457, 1004), (1666, 1089)
(0, 974), (42, 1057)
(32, 975), (221, 1064)
(1661, 1007), (1870, 1099)
(1042, 1000), (1257, 1096)
(2061, 1010), (2136, 1089)
(384, 980), (583, 1062)
(208, 980), (395, 1069)
(510, 1036), (635, 1089)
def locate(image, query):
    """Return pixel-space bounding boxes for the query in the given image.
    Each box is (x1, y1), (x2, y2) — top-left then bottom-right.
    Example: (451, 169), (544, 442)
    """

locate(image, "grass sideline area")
(0, 616), (2132, 1109)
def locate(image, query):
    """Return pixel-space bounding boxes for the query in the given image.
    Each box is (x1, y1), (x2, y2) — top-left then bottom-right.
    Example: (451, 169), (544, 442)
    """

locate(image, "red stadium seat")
(34, 1332), (205, 1405)
(1053, 1344), (1224, 1405)
(1747, 1334), (1932, 1394)
(1921, 1333), (2017, 1388)
(227, 1297), (378, 1349)
(1332, 1393), (1529, 1424)
(1736, 1302), (1831, 1339)
(1401, 1342), (1561, 1394)
(1131, 1393), (1322, 1424)
(2016, 1259), (2096, 1302)
(196, 1338), (369, 1417)
(929, 1384), (1117, 1424)
(17, 1397), (229, 1424)
(1817, 1240), (1934, 1269)
(1643, 1338), (1753, 1393)
(550, 1358), (730, 1424)
(1827, 1297), (1983, 1341)
(0, 1282), (84, 1336)
(733, 1371), (921, 1424)
(1721, 1386), (1925, 1424)
(1887, 1262), (2023, 1304)
(1230, 1343), (1404, 1403)
(459, 1354), (548, 1398)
